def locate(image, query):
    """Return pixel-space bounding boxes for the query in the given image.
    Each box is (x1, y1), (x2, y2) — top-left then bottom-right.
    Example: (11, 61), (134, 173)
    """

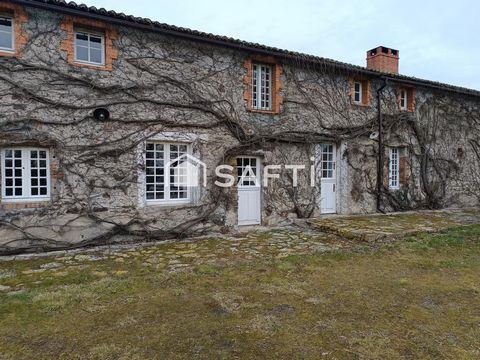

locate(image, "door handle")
(333, 184), (335, 192)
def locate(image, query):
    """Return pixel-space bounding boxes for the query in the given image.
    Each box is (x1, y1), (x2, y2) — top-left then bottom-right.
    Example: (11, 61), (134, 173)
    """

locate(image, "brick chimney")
(366, 46), (399, 74)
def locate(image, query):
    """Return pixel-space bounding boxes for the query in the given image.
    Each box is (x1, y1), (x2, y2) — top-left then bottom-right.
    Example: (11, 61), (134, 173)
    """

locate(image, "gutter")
(376, 77), (388, 213)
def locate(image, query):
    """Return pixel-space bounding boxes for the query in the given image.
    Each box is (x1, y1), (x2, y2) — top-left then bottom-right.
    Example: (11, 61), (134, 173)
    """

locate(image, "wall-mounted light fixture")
(93, 108), (110, 121)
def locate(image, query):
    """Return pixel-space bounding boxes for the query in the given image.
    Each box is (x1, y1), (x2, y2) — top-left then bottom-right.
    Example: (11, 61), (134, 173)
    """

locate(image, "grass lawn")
(1, 225), (480, 359)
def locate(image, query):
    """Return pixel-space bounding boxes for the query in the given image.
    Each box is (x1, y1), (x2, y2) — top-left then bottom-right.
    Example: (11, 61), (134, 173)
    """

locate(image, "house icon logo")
(166, 154), (207, 188)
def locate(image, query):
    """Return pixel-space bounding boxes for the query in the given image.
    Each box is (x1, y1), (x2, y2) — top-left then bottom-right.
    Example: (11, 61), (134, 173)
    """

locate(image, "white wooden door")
(319, 144), (337, 214)
(237, 157), (261, 225)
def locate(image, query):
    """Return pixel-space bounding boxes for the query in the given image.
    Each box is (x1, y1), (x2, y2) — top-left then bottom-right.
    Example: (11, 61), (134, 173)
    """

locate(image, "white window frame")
(399, 89), (408, 110)
(144, 142), (193, 205)
(236, 157), (260, 187)
(320, 144), (335, 179)
(353, 81), (363, 104)
(1, 147), (51, 202)
(74, 30), (105, 66)
(0, 15), (14, 53)
(389, 148), (400, 190)
(252, 63), (272, 111)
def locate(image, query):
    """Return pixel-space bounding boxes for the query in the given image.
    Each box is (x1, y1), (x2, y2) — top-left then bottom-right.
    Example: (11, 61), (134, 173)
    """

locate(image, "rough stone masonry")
(0, 0), (479, 254)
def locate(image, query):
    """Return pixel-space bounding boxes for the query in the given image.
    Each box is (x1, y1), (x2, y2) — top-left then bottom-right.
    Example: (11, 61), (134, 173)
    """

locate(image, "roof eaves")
(11, 0), (480, 98)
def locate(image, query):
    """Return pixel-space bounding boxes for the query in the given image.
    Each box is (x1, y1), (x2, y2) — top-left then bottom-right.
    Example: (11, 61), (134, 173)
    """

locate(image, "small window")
(389, 148), (399, 190)
(74, 31), (105, 65)
(252, 63), (272, 111)
(320, 144), (335, 179)
(236, 157), (259, 187)
(1, 148), (50, 201)
(353, 81), (362, 104)
(399, 89), (408, 110)
(0, 15), (14, 52)
(145, 142), (191, 204)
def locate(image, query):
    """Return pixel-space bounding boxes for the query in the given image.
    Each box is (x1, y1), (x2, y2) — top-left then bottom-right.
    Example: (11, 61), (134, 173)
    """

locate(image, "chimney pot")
(366, 46), (399, 74)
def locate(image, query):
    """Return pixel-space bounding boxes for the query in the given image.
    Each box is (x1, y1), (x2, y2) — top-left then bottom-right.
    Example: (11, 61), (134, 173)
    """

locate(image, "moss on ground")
(0, 225), (479, 359)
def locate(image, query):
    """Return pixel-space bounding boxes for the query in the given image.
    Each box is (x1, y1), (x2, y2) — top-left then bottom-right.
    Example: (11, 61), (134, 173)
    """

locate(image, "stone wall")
(0, 5), (479, 253)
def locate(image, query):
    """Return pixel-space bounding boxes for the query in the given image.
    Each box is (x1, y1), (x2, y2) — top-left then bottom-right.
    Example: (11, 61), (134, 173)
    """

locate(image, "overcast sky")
(80, 0), (479, 90)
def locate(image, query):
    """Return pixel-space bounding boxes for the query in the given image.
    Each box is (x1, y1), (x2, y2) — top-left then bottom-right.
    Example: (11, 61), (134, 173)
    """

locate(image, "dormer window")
(353, 81), (362, 104)
(0, 15), (14, 52)
(399, 89), (408, 110)
(74, 30), (105, 66)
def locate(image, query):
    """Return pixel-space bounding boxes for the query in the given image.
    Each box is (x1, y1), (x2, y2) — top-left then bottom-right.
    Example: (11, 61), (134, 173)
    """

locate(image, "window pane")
(76, 45), (88, 62)
(90, 48), (103, 64)
(75, 33), (89, 47)
(90, 36), (102, 48)
(0, 17), (12, 29)
(145, 143), (165, 200)
(3, 149), (24, 198)
(0, 32), (12, 50)
(0, 17), (12, 50)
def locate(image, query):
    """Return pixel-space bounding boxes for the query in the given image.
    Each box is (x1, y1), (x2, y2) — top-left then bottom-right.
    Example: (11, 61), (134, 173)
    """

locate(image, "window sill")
(0, 49), (16, 57)
(351, 102), (371, 108)
(0, 199), (50, 210)
(145, 200), (193, 208)
(70, 61), (109, 71)
(246, 108), (280, 115)
(1, 197), (50, 204)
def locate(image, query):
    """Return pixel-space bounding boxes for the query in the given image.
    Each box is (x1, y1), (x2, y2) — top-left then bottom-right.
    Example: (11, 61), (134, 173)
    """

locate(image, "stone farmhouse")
(0, 0), (479, 253)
